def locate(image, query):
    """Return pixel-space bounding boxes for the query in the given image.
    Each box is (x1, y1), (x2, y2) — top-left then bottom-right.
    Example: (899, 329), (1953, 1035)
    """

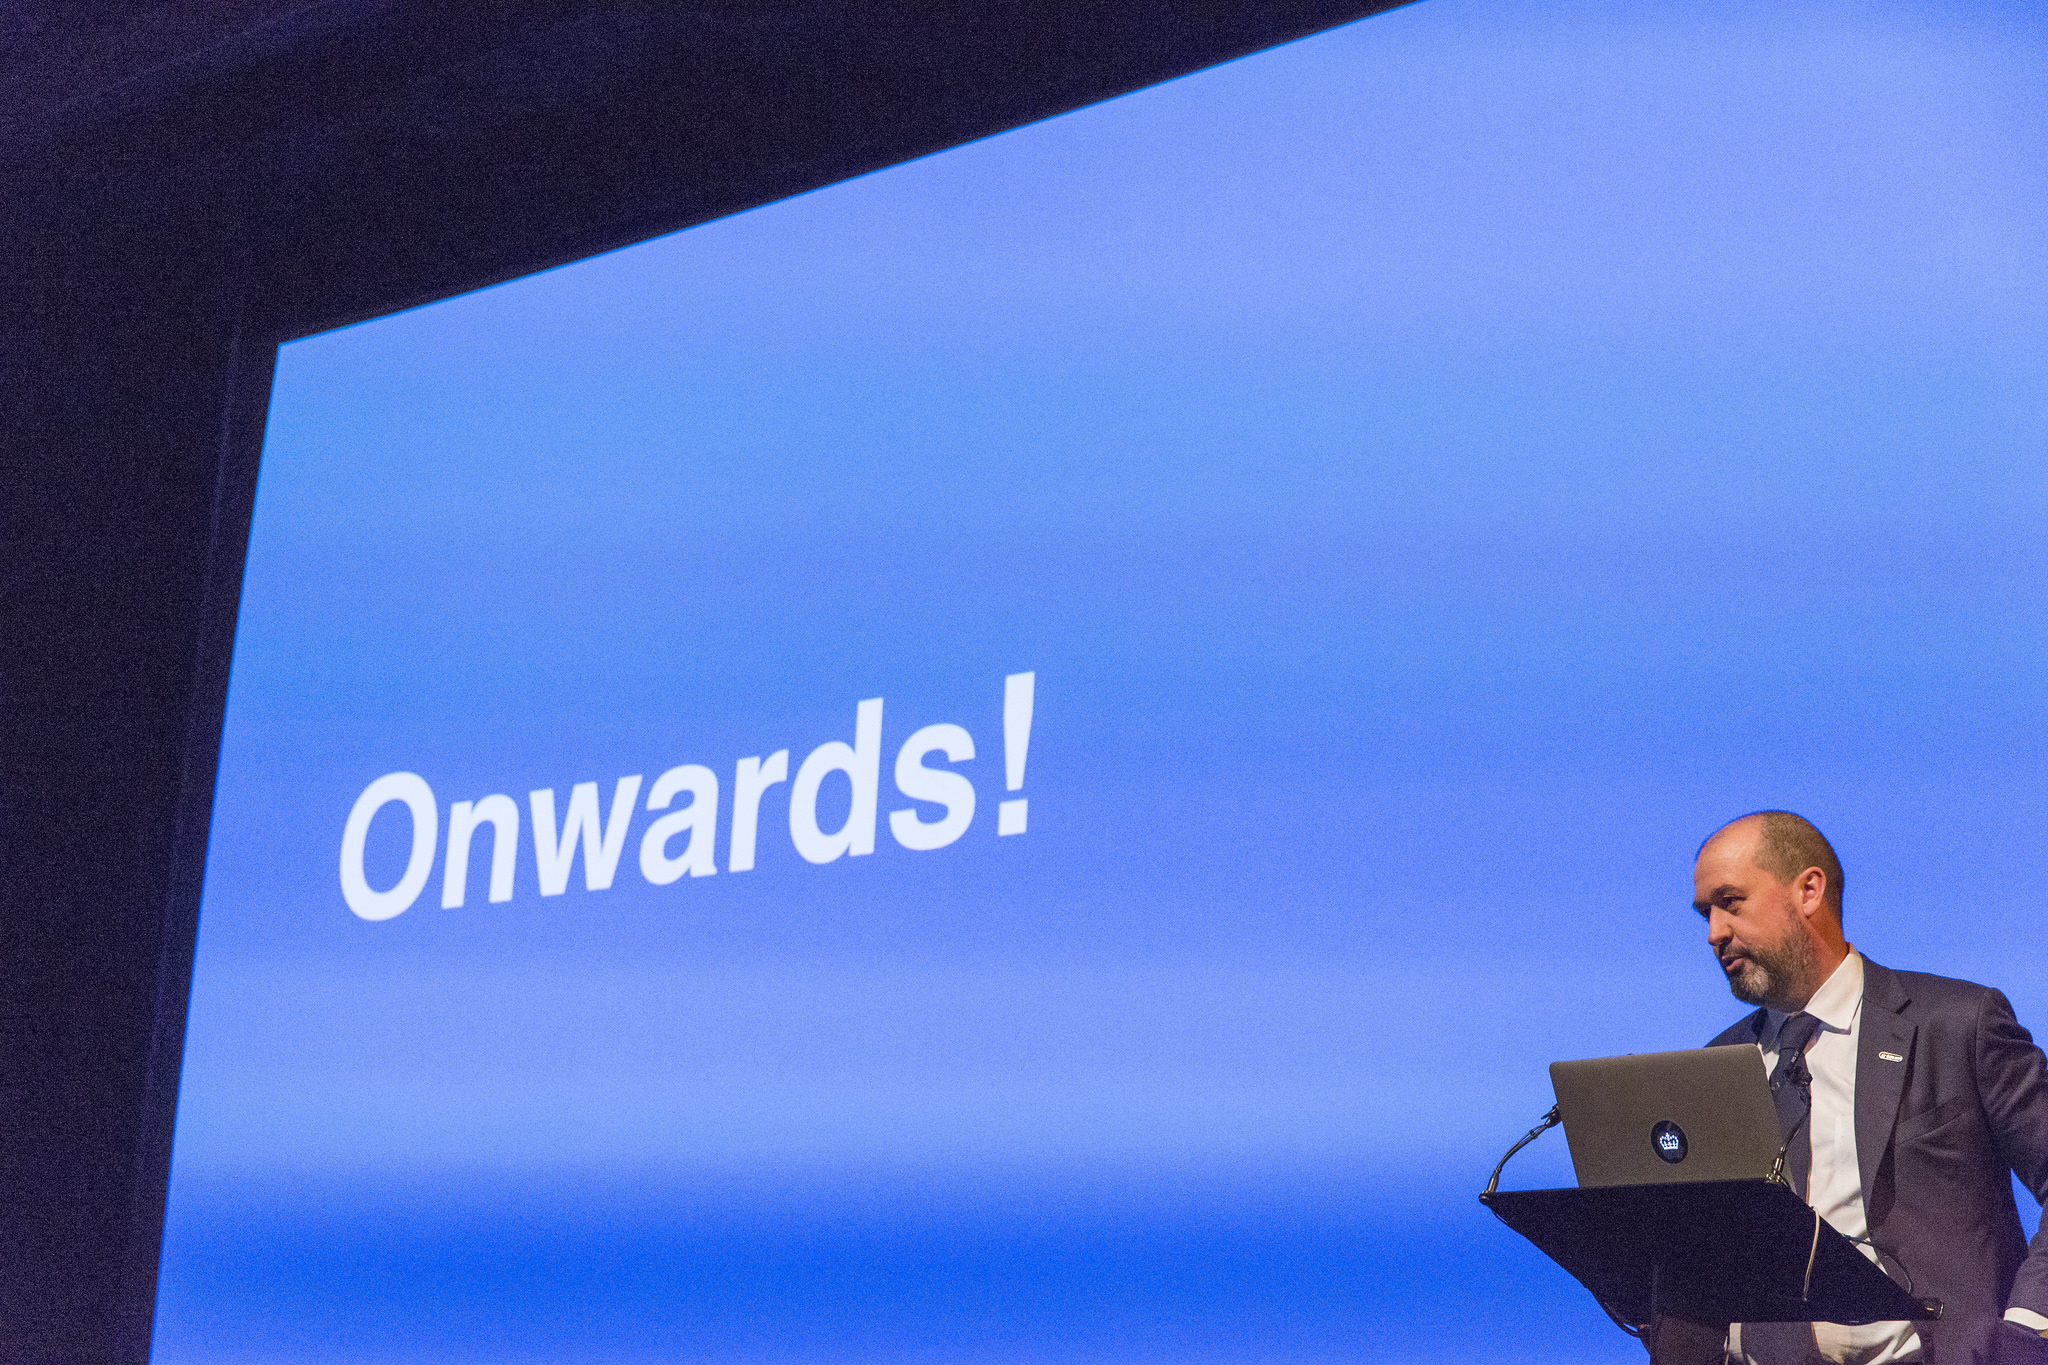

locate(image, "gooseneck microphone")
(1481, 1103), (1562, 1201)
(1767, 1107), (1809, 1190)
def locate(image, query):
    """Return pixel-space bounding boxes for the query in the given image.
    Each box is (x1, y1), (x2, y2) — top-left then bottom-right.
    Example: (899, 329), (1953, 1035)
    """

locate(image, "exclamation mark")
(998, 672), (1034, 836)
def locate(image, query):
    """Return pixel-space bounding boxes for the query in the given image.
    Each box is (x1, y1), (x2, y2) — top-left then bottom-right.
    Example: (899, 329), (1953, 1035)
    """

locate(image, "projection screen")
(154, 0), (2047, 1359)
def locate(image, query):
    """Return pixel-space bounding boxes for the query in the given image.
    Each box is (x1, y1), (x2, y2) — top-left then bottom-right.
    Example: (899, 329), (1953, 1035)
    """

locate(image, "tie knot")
(1778, 1011), (1823, 1054)
(1772, 1012), (1823, 1084)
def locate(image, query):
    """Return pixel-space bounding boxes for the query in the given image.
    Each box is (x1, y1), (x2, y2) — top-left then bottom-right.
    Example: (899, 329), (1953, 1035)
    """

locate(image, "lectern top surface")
(1552, 1045), (1781, 1188)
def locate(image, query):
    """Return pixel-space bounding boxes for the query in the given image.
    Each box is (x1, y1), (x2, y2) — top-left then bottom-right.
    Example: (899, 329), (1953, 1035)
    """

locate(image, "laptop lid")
(1549, 1044), (1782, 1187)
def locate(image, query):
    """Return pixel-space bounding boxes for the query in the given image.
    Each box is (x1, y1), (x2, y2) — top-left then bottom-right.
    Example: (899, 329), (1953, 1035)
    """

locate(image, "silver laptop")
(1550, 1044), (1783, 1187)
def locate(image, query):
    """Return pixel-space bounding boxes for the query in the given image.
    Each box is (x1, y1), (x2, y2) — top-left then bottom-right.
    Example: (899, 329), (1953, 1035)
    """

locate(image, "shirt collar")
(1765, 948), (1863, 1045)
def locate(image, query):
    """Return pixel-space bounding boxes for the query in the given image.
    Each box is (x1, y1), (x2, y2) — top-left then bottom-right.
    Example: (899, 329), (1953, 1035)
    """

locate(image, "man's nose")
(1705, 911), (1732, 950)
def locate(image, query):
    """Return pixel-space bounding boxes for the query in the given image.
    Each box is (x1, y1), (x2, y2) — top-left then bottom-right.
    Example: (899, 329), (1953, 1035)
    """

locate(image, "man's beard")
(1725, 930), (1819, 1008)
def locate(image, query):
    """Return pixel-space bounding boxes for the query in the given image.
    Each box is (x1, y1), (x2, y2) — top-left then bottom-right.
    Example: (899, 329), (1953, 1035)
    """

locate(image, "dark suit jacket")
(1709, 958), (2048, 1365)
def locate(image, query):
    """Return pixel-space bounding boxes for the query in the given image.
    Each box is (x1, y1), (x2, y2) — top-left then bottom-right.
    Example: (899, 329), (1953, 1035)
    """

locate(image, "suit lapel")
(1857, 957), (1916, 1212)
(1736, 1008), (1766, 1046)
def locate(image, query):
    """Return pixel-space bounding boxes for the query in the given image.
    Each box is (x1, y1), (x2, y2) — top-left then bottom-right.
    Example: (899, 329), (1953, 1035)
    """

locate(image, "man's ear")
(1794, 866), (1829, 918)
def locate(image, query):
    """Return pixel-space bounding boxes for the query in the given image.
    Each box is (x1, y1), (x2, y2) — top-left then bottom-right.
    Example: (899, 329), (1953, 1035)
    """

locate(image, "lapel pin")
(1878, 1051), (1904, 1062)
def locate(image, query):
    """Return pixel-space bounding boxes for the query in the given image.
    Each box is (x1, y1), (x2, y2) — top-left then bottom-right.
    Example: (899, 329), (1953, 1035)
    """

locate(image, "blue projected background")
(156, 0), (2048, 1361)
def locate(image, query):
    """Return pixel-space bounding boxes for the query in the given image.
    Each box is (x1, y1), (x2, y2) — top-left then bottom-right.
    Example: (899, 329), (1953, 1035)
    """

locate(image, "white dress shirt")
(1729, 951), (1922, 1365)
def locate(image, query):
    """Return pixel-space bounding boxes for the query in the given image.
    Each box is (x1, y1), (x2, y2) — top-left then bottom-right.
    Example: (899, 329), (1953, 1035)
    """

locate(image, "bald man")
(1657, 812), (2048, 1365)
